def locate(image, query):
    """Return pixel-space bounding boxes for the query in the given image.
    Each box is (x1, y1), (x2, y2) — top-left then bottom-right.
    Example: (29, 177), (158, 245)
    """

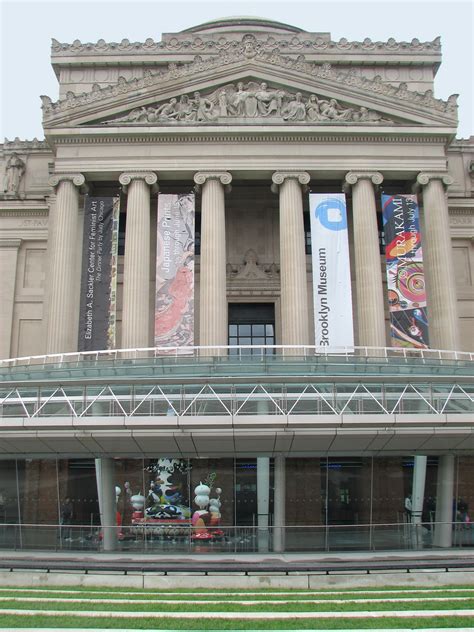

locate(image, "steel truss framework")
(0, 346), (473, 419)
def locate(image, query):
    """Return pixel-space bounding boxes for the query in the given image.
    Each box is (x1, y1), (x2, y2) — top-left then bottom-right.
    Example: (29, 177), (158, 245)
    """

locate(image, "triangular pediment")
(42, 53), (458, 130)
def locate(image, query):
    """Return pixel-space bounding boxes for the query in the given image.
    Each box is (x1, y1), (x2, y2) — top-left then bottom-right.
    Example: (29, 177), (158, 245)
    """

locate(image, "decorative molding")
(48, 173), (86, 188)
(416, 172), (454, 187)
(41, 47), (457, 122)
(0, 239), (22, 249)
(345, 171), (384, 186)
(101, 83), (393, 126)
(50, 34), (441, 56)
(0, 210), (48, 217)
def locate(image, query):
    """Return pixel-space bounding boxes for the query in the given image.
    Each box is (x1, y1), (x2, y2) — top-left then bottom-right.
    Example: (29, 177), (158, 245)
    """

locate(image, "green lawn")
(0, 584), (472, 629)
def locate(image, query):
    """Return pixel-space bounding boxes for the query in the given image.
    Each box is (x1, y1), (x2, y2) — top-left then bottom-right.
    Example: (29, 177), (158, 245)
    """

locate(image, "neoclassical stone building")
(0, 17), (473, 553)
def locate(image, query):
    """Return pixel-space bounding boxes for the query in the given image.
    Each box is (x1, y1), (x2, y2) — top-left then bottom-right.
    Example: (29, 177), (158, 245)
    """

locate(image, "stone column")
(0, 239), (21, 359)
(46, 173), (86, 354)
(345, 172), (386, 349)
(119, 172), (158, 350)
(95, 458), (117, 551)
(416, 173), (459, 352)
(272, 172), (310, 351)
(433, 455), (455, 548)
(273, 455), (286, 553)
(194, 171), (232, 350)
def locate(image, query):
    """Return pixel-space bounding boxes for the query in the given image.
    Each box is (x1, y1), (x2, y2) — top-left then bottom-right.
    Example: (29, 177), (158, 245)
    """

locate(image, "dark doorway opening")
(228, 303), (275, 354)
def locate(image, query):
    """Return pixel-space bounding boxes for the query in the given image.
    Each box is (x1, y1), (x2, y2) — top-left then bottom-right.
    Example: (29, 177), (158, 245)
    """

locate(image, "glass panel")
(265, 324), (274, 335)
(229, 325), (237, 336)
(252, 324), (265, 336)
(326, 457), (371, 550)
(238, 325), (251, 336)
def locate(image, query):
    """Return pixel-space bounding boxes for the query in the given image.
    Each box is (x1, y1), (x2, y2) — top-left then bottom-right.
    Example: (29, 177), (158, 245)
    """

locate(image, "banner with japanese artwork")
(155, 193), (195, 348)
(382, 193), (429, 348)
(309, 193), (354, 349)
(78, 196), (120, 351)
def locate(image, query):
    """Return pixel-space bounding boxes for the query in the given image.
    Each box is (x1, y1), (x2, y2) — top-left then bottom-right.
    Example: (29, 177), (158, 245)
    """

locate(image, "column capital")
(344, 171), (384, 186)
(193, 171), (232, 189)
(416, 172), (454, 188)
(119, 171), (158, 193)
(48, 173), (86, 191)
(271, 171), (310, 191)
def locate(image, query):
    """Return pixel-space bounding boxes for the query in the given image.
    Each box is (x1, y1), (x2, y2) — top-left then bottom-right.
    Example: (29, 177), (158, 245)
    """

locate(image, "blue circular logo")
(314, 198), (347, 231)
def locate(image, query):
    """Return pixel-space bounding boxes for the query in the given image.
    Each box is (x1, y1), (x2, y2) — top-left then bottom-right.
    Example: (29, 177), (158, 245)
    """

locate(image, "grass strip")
(1, 600), (474, 613)
(0, 613), (472, 629)
(1, 596), (474, 606)
(0, 585), (473, 595)
(1, 588), (474, 601)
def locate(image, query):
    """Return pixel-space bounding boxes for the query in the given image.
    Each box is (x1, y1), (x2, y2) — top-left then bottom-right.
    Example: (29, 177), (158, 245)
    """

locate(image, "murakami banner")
(309, 193), (354, 350)
(78, 196), (119, 351)
(382, 193), (429, 348)
(155, 193), (195, 348)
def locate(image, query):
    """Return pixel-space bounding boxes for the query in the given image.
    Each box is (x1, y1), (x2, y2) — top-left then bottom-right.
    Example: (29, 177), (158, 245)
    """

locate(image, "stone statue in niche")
(3, 152), (25, 197)
(103, 82), (392, 125)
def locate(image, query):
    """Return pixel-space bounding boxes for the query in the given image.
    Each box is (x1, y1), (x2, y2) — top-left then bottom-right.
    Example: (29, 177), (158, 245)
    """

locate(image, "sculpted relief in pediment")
(101, 82), (391, 126)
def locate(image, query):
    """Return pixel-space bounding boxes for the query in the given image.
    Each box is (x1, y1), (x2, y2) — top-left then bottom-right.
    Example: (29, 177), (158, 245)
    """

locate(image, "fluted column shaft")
(46, 174), (85, 354)
(272, 172), (310, 349)
(417, 173), (459, 351)
(345, 172), (386, 348)
(194, 172), (232, 349)
(119, 172), (157, 350)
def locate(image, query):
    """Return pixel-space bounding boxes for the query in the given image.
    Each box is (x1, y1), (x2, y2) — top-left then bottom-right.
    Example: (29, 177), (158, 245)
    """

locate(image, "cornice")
(51, 35), (441, 57)
(41, 48), (456, 123)
(2, 138), (51, 153)
(47, 132), (453, 145)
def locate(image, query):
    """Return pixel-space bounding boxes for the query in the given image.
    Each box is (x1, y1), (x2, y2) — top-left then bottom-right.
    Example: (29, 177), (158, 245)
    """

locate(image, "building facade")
(0, 17), (473, 553)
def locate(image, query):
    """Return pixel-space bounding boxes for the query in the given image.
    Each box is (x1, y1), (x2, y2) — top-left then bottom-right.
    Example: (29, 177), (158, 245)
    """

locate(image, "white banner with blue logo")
(309, 193), (354, 350)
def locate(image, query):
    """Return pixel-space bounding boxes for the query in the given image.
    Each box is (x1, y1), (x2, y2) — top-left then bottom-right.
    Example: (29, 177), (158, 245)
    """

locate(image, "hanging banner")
(155, 193), (195, 348)
(309, 193), (354, 350)
(78, 196), (120, 351)
(382, 194), (429, 348)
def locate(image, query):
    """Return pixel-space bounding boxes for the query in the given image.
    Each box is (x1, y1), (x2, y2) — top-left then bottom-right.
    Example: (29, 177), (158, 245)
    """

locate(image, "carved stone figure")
(255, 82), (284, 116)
(282, 92), (306, 121)
(103, 82), (393, 126)
(3, 152), (25, 196)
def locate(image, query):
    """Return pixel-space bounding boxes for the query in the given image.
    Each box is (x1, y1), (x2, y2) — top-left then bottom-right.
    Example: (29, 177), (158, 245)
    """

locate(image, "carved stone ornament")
(51, 33), (441, 57)
(102, 84), (392, 126)
(227, 249), (280, 282)
(41, 48), (458, 122)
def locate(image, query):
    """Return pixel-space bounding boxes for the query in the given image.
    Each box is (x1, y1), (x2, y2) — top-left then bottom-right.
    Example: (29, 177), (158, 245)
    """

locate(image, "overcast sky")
(1, 0), (472, 139)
